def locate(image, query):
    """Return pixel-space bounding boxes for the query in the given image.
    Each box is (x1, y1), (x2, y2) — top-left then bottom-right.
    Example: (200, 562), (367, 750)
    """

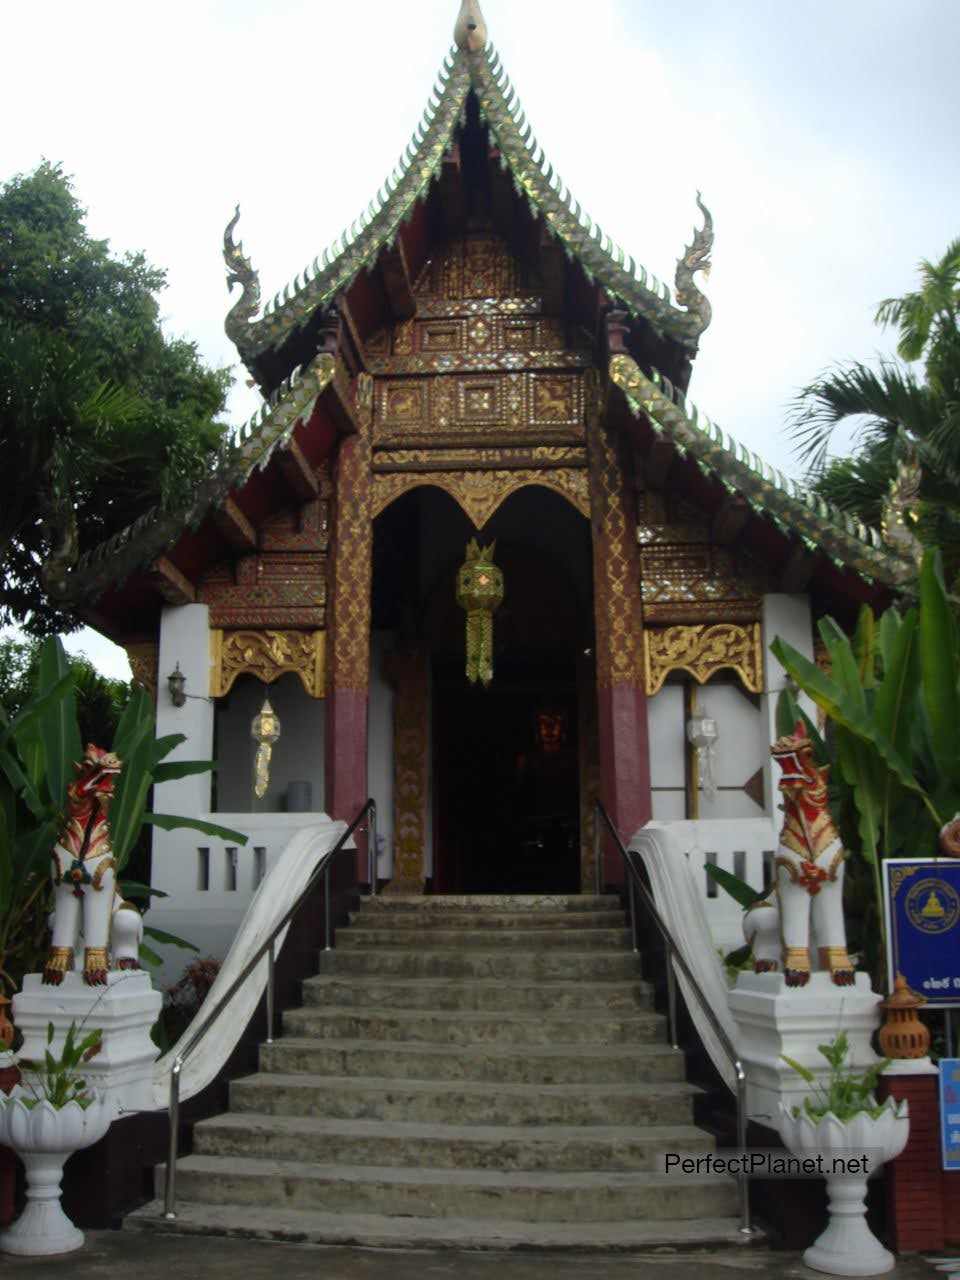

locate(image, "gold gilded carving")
(125, 643), (159, 699)
(459, 380), (498, 420)
(643, 623), (763, 697)
(329, 373), (374, 695)
(383, 382), (423, 424)
(383, 648), (429, 894)
(374, 372), (584, 445)
(641, 547), (764, 613)
(372, 469), (590, 527)
(587, 372), (644, 689)
(373, 445), (588, 471)
(210, 629), (326, 699)
(531, 376), (576, 423)
(578, 653), (601, 892)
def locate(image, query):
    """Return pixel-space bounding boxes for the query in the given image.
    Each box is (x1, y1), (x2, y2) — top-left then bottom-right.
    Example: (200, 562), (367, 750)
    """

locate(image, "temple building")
(59, 0), (910, 967)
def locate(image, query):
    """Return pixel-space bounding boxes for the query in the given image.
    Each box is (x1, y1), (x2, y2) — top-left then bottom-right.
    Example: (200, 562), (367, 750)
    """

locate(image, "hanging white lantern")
(686, 700), (719, 803)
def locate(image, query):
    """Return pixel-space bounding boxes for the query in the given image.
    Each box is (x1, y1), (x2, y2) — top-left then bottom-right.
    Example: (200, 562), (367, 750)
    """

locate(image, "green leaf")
(0, 793), (12, 919)
(36, 637), (81, 814)
(151, 759), (215, 784)
(832, 722), (883, 867)
(781, 1054), (816, 1084)
(874, 610), (919, 758)
(919, 549), (960, 787)
(110, 687), (154, 768)
(137, 943), (162, 968)
(117, 879), (168, 900)
(108, 716), (157, 870)
(143, 924), (198, 952)
(143, 813), (248, 844)
(852, 606), (876, 689)
(149, 734), (187, 768)
(770, 637), (935, 815)
(704, 863), (766, 909)
(819, 617), (867, 717)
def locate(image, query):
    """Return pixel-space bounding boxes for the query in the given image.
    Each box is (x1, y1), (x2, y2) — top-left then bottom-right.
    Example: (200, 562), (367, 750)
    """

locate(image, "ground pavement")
(0, 1233), (949, 1280)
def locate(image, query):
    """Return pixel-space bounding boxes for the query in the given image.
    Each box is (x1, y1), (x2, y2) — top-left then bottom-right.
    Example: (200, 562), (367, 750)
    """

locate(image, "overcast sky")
(4, 0), (959, 678)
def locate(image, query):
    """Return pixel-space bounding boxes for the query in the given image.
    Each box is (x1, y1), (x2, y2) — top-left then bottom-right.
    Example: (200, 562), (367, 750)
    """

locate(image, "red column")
(586, 374), (651, 884)
(878, 1068), (945, 1252)
(325, 374), (374, 880)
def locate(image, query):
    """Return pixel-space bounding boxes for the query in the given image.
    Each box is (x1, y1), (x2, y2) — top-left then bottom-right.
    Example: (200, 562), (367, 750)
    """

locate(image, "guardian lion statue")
(43, 744), (143, 987)
(743, 722), (854, 987)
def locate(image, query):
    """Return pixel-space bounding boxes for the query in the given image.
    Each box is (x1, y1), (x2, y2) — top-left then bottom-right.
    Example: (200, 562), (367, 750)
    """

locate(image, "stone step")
(301, 975), (653, 1013)
(358, 894), (622, 913)
(319, 948), (642, 980)
(192, 1112), (712, 1172)
(338, 926), (633, 950)
(281, 1006), (665, 1046)
(259, 1037), (685, 1084)
(228, 1073), (700, 1127)
(126, 1201), (753, 1251)
(346, 909), (627, 930)
(160, 1154), (739, 1223)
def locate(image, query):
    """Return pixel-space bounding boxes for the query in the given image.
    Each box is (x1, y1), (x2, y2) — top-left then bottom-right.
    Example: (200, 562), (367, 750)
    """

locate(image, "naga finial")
(674, 191), (713, 341)
(223, 205), (261, 349)
(454, 0), (487, 51)
(881, 431), (923, 569)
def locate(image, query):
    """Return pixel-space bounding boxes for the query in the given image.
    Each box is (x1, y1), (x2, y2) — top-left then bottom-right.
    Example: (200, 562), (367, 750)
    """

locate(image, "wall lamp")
(167, 663), (187, 708)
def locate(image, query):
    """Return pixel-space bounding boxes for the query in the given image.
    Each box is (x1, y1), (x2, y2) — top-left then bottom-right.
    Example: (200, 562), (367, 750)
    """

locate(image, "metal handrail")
(594, 800), (757, 1237)
(163, 798), (377, 1219)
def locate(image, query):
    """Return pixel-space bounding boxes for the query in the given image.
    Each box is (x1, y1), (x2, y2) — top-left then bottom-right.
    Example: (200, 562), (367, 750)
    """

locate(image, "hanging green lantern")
(456, 538), (504, 687)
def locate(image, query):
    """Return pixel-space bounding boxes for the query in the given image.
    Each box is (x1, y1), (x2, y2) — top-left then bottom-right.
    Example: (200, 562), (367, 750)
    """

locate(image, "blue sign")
(940, 1059), (960, 1171)
(883, 859), (960, 1008)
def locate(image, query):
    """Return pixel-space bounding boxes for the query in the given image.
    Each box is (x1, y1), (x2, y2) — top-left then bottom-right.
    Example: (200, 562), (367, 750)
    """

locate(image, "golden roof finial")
(454, 0), (487, 51)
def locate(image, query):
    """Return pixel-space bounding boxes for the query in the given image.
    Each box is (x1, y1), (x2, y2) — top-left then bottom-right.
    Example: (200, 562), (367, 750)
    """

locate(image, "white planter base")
(0, 1151), (83, 1256)
(803, 1175), (894, 1276)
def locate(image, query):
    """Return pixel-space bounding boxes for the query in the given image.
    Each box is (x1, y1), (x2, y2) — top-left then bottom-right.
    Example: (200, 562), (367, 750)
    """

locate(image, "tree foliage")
(0, 162), (232, 634)
(791, 237), (960, 577)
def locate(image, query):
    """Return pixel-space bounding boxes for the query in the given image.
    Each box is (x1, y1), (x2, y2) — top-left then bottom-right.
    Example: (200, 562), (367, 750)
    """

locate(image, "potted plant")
(0, 1020), (112, 1256)
(778, 1033), (908, 1276)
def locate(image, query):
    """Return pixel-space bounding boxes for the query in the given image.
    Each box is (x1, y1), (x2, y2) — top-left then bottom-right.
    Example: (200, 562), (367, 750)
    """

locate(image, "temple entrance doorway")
(432, 653), (580, 893)
(371, 484), (594, 895)
(421, 487), (593, 894)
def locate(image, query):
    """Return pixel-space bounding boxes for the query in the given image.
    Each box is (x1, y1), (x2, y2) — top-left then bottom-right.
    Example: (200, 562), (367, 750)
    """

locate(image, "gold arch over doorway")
(371, 468), (590, 528)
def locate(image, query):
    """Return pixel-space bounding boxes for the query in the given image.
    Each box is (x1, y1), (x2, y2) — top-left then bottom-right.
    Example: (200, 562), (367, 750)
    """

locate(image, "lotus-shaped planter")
(0, 1087), (113, 1256)
(778, 1098), (909, 1276)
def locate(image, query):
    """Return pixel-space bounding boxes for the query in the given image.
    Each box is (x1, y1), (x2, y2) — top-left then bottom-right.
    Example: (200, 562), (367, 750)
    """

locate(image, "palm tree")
(791, 238), (960, 577)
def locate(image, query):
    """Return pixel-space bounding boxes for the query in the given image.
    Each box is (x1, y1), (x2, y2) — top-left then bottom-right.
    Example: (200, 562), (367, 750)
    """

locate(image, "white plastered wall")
(147, 603), (334, 985)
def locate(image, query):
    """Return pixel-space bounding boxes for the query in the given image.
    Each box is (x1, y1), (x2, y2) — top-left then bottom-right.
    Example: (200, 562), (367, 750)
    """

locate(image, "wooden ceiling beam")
(643, 438), (675, 491)
(538, 228), (565, 316)
(780, 543), (817, 593)
(276, 437), (320, 501)
(711, 494), (751, 546)
(212, 497), (258, 554)
(438, 146), (466, 239)
(150, 556), (196, 605)
(379, 239), (416, 321)
(336, 295), (367, 373)
(488, 153), (517, 242)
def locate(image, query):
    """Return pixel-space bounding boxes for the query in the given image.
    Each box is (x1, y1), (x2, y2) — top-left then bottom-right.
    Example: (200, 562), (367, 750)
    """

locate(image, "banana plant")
(0, 637), (246, 992)
(770, 548), (960, 978)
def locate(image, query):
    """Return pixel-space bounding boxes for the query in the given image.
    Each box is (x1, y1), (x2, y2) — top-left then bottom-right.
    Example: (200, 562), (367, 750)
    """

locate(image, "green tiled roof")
(225, 44), (712, 363)
(609, 353), (911, 588)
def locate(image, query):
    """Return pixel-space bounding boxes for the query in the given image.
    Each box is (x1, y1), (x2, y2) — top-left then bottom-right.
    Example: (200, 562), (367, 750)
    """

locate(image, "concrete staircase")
(128, 895), (744, 1249)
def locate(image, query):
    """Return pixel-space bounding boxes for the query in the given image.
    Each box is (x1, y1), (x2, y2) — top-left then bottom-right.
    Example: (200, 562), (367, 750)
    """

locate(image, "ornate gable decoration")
(223, 12), (712, 368)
